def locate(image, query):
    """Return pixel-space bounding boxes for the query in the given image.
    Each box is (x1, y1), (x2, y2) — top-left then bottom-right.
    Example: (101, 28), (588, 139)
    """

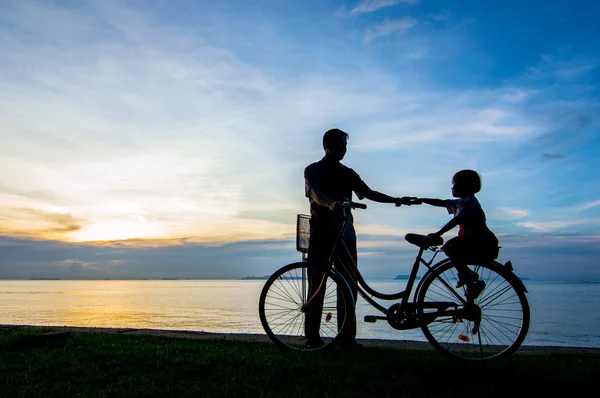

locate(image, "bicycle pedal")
(364, 315), (378, 323)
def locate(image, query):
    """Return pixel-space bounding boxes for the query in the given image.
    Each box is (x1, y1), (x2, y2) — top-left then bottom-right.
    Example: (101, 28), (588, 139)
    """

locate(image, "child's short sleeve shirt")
(444, 195), (489, 240)
(444, 195), (486, 224)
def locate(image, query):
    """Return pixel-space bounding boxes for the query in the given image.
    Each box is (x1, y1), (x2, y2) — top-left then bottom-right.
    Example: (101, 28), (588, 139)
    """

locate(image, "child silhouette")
(418, 170), (499, 301)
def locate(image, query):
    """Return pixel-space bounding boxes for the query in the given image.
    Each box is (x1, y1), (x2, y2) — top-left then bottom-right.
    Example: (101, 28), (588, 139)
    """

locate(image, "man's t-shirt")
(304, 158), (367, 232)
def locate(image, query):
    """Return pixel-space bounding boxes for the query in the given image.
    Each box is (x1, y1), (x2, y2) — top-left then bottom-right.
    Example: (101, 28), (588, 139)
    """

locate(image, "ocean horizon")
(1, 279), (598, 349)
(4, 277), (600, 282)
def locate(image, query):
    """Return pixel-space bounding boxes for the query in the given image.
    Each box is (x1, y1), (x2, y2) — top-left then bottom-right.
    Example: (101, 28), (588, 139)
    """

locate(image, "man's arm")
(304, 165), (341, 211)
(419, 198), (447, 207)
(355, 179), (415, 206)
(306, 181), (338, 211)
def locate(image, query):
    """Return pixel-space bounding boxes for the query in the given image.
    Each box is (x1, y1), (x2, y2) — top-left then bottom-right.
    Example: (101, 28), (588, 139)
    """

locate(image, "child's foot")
(466, 280), (486, 302)
(456, 272), (478, 289)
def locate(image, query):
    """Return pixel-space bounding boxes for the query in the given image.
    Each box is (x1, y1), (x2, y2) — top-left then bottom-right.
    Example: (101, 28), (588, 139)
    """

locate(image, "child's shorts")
(442, 236), (499, 264)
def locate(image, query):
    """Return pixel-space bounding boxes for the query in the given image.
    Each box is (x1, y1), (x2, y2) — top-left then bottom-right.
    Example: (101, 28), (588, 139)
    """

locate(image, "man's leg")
(334, 238), (358, 343)
(305, 265), (327, 344)
(305, 227), (332, 344)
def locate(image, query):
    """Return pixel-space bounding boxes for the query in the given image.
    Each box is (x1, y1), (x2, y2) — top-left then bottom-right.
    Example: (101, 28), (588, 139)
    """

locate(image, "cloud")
(524, 55), (598, 81)
(348, 0), (418, 16)
(540, 153), (566, 161)
(0, 235), (300, 280)
(16, 208), (84, 232)
(429, 10), (451, 21)
(553, 64), (597, 80)
(0, 0), (550, 244)
(0, 208), (86, 238)
(576, 200), (600, 212)
(516, 219), (600, 232)
(1, 0), (599, 250)
(52, 259), (97, 270)
(492, 208), (529, 220)
(364, 17), (417, 43)
(350, 99), (540, 151)
(2, 233), (600, 280)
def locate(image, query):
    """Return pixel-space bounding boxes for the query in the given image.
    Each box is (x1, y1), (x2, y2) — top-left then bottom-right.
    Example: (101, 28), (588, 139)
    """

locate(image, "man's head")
(323, 128), (348, 161)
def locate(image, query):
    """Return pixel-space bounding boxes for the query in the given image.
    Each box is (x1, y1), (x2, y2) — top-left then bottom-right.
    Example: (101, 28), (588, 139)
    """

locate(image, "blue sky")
(0, 0), (599, 280)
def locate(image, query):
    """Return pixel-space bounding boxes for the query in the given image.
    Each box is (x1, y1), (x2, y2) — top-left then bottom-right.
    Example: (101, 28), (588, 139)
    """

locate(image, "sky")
(1, 0), (599, 280)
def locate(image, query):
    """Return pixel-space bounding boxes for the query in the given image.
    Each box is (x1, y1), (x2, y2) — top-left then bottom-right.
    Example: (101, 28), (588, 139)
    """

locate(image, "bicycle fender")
(415, 259), (529, 298)
(492, 261), (529, 294)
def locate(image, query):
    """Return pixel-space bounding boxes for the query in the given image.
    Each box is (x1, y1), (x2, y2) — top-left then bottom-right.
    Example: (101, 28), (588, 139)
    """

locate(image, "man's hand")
(331, 197), (350, 212)
(395, 196), (421, 207)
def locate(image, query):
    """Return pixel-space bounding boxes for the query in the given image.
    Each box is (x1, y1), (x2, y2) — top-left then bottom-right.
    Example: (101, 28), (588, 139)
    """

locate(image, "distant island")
(242, 275), (305, 280)
(30, 278), (61, 280)
(241, 275), (270, 280)
(394, 274), (531, 281)
(394, 274), (421, 280)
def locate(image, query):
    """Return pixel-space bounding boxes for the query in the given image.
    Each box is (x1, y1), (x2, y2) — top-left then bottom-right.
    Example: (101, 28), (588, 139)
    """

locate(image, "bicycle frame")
(258, 203), (532, 360)
(310, 206), (459, 317)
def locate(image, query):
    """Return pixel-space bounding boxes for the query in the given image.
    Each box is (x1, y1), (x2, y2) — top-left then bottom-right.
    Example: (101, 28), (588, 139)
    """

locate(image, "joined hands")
(395, 196), (422, 207)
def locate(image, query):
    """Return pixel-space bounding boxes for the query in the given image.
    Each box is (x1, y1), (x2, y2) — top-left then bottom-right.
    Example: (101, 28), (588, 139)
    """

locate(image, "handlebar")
(342, 201), (367, 210)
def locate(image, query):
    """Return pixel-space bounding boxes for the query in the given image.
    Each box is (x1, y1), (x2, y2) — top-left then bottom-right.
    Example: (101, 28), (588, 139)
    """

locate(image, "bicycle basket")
(296, 214), (310, 253)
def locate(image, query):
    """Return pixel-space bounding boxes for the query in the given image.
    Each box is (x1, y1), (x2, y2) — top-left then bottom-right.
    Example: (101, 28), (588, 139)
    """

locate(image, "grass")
(1, 328), (599, 397)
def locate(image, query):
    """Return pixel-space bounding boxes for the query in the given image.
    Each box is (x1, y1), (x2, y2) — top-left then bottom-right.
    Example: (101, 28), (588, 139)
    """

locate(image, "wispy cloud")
(493, 208), (529, 220)
(517, 219), (599, 232)
(364, 17), (417, 43)
(348, 0), (418, 16)
(0, 1), (549, 244)
(576, 200), (600, 212)
(429, 10), (451, 21)
(540, 153), (565, 161)
(1, 0), (598, 251)
(52, 259), (97, 270)
(0, 207), (86, 239)
(3, 234), (600, 280)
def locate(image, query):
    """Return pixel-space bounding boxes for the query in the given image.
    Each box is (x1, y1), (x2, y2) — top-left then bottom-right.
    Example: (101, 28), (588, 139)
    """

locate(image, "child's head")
(451, 169), (481, 197)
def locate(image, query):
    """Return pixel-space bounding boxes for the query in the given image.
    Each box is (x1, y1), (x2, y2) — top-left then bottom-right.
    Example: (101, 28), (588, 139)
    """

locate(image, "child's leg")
(442, 237), (478, 287)
(454, 262), (478, 287)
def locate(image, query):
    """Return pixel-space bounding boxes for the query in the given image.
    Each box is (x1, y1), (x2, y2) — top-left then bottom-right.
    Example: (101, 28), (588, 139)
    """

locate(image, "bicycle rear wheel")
(259, 262), (353, 352)
(417, 260), (530, 361)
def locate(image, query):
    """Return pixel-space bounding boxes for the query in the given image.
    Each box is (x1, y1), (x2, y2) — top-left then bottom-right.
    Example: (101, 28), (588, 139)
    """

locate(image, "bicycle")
(258, 201), (530, 361)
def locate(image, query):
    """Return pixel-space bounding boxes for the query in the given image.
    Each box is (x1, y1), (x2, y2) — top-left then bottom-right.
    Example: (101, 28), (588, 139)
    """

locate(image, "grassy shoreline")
(1, 326), (599, 397)
(3, 324), (600, 356)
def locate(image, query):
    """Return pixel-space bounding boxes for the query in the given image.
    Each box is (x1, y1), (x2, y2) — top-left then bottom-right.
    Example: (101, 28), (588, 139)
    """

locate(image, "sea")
(0, 279), (598, 348)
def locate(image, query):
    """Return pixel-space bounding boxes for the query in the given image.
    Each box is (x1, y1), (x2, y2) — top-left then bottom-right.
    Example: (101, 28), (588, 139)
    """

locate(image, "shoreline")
(2, 324), (600, 356)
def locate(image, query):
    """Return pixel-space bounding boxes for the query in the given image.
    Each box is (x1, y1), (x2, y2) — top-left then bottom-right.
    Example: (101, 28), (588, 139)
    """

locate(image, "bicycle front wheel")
(258, 262), (353, 352)
(417, 261), (530, 361)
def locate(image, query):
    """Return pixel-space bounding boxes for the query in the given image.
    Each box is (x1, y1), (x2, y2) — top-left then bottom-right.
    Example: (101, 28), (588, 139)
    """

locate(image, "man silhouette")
(304, 128), (414, 348)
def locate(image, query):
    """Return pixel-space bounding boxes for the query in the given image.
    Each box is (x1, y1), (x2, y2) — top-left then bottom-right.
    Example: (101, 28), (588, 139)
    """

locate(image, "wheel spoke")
(418, 261), (530, 361)
(259, 263), (351, 351)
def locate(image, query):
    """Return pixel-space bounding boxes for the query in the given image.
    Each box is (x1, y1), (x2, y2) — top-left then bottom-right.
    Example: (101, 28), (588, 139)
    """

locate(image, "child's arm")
(430, 217), (459, 236)
(418, 198), (447, 207)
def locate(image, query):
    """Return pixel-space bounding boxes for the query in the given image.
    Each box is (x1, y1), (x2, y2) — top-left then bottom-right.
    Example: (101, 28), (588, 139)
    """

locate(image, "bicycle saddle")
(405, 233), (443, 249)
